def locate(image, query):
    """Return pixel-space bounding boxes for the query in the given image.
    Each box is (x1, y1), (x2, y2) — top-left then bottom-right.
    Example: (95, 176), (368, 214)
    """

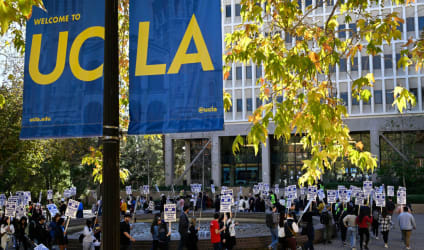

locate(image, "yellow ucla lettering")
(69, 26), (105, 82)
(135, 22), (167, 76)
(29, 32), (68, 85)
(168, 14), (214, 74)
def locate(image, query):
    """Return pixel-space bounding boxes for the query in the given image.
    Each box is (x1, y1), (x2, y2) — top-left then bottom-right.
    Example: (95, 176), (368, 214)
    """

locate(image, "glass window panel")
(407, 17), (415, 32)
(339, 24), (346, 38)
(384, 55), (393, 69)
(235, 4), (241, 16)
(236, 98), (243, 112)
(236, 66), (243, 80)
(247, 98), (253, 111)
(246, 65), (252, 79)
(225, 5), (231, 18)
(374, 90), (383, 104)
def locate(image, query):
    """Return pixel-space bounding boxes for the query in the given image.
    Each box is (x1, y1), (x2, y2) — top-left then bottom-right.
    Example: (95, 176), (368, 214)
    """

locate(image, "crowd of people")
(118, 189), (417, 250)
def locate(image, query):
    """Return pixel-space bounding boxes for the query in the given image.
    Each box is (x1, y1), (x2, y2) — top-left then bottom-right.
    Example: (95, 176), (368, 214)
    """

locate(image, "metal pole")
(102, 0), (120, 249)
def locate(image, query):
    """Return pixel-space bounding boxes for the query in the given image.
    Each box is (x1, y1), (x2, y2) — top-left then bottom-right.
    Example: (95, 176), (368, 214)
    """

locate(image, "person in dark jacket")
(15, 217), (29, 250)
(158, 219), (171, 250)
(214, 195), (220, 213)
(34, 216), (49, 246)
(187, 217), (199, 250)
(55, 218), (68, 250)
(178, 205), (190, 250)
(302, 210), (315, 250)
(151, 215), (160, 250)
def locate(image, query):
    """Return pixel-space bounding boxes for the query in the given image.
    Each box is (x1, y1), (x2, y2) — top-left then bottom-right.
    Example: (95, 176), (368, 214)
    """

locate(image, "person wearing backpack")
(223, 213), (237, 250)
(320, 206), (332, 244)
(266, 205), (279, 250)
(284, 212), (299, 250)
(158, 219), (171, 250)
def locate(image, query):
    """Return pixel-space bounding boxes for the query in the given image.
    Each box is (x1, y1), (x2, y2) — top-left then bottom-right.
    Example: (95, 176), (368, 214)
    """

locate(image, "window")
(348, 23), (356, 37)
(352, 95), (359, 105)
(236, 99), (243, 112)
(246, 66), (252, 79)
(386, 89), (394, 104)
(285, 33), (292, 43)
(235, 4), (241, 16)
(407, 17), (415, 32)
(306, 0), (312, 7)
(362, 56), (369, 71)
(256, 97), (262, 108)
(374, 90), (383, 104)
(339, 24), (346, 38)
(256, 65), (262, 77)
(384, 55), (393, 69)
(351, 57), (358, 71)
(340, 92), (348, 105)
(247, 98), (253, 111)
(410, 88), (418, 98)
(327, 0), (334, 5)
(339, 58), (347, 72)
(397, 22), (403, 32)
(419, 17), (424, 31)
(227, 104), (232, 112)
(373, 55), (381, 70)
(236, 66), (243, 80)
(396, 54), (401, 69)
(277, 96), (283, 103)
(225, 5), (231, 18)
(227, 68), (232, 80)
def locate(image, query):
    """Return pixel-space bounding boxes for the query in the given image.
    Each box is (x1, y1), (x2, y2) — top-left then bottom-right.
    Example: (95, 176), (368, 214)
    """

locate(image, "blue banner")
(21, 0), (104, 139)
(128, 0), (224, 134)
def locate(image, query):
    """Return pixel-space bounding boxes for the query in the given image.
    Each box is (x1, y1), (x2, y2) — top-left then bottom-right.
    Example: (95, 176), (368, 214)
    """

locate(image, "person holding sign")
(210, 213), (226, 250)
(54, 218), (68, 250)
(158, 217), (171, 250)
(1, 217), (15, 250)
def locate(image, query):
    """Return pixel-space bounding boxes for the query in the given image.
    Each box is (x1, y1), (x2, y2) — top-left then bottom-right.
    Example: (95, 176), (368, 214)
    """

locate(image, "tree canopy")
(226, 0), (418, 185)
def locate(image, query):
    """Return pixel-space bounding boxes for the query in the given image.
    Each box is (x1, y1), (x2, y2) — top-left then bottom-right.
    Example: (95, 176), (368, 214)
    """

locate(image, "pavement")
(314, 214), (424, 250)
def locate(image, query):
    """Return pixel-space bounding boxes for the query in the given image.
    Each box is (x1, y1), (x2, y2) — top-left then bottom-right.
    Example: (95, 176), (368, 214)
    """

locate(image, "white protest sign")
(222, 189), (233, 197)
(47, 190), (53, 200)
(125, 186), (132, 195)
(64, 189), (71, 198)
(70, 187), (77, 196)
(16, 205), (26, 218)
(375, 193), (386, 207)
(342, 190), (352, 203)
(5, 202), (16, 217)
(307, 186), (317, 201)
(258, 183), (264, 191)
(65, 199), (80, 218)
(34, 244), (49, 250)
(263, 183), (270, 192)
(355, 191), (365, 206)
(142, 185), (149, 195)
(363, 181), (373, 197)
(397, 190), (406, 205)
(0, 194), (6, 207)
(327, 190), (337, 204)
(24, 191), (31, 204)
(47, 204), (59, 216)
(387, 186), (394, 197)
(274, 184), (280, 195)
(253, 185), (260, 194)
(164, 204), (176, 222)
(318, 189), (325, 201)
(190, 184), (202, 193)
(211, 184), (216, 194)
(220, 195), (232, 213)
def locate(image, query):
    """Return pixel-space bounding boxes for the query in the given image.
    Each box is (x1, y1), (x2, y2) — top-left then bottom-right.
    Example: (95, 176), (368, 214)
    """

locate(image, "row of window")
(227, 53), (407, 82)
(228, 88), (419, 113)
(225, 0), (337, 18)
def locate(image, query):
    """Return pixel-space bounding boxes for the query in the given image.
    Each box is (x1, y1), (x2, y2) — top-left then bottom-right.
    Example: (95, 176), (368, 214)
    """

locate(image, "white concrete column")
(370, 129), (380, 182)
(261, 137), (271, 184)
(211, 136), (221, 187)
(184, 140), (191, 185)
(165, 135), (174, 186)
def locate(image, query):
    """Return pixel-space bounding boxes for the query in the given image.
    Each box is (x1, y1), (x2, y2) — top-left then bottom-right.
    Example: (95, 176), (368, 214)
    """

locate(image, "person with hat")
(120, 213), (135, 250)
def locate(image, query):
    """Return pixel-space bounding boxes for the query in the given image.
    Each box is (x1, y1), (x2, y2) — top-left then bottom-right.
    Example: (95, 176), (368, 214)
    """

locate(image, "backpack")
(320, 211), (330, 225)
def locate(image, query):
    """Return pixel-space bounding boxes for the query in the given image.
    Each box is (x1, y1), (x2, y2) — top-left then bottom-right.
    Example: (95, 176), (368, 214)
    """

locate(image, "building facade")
(164, 0), (424, 187)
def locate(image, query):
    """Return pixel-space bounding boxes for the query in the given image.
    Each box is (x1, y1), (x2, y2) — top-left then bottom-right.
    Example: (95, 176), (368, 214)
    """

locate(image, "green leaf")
(392, 86), (416, 113)
(232, 135), (245, 154)
(0, 94), (5, 109)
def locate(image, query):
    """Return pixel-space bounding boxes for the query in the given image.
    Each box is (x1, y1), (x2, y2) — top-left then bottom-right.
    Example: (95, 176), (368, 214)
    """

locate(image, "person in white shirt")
(244, 196), (250, 212)
(238, 197), (245, 212)
(1, 217), (15, 250)
(82, 219), (95, 250)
